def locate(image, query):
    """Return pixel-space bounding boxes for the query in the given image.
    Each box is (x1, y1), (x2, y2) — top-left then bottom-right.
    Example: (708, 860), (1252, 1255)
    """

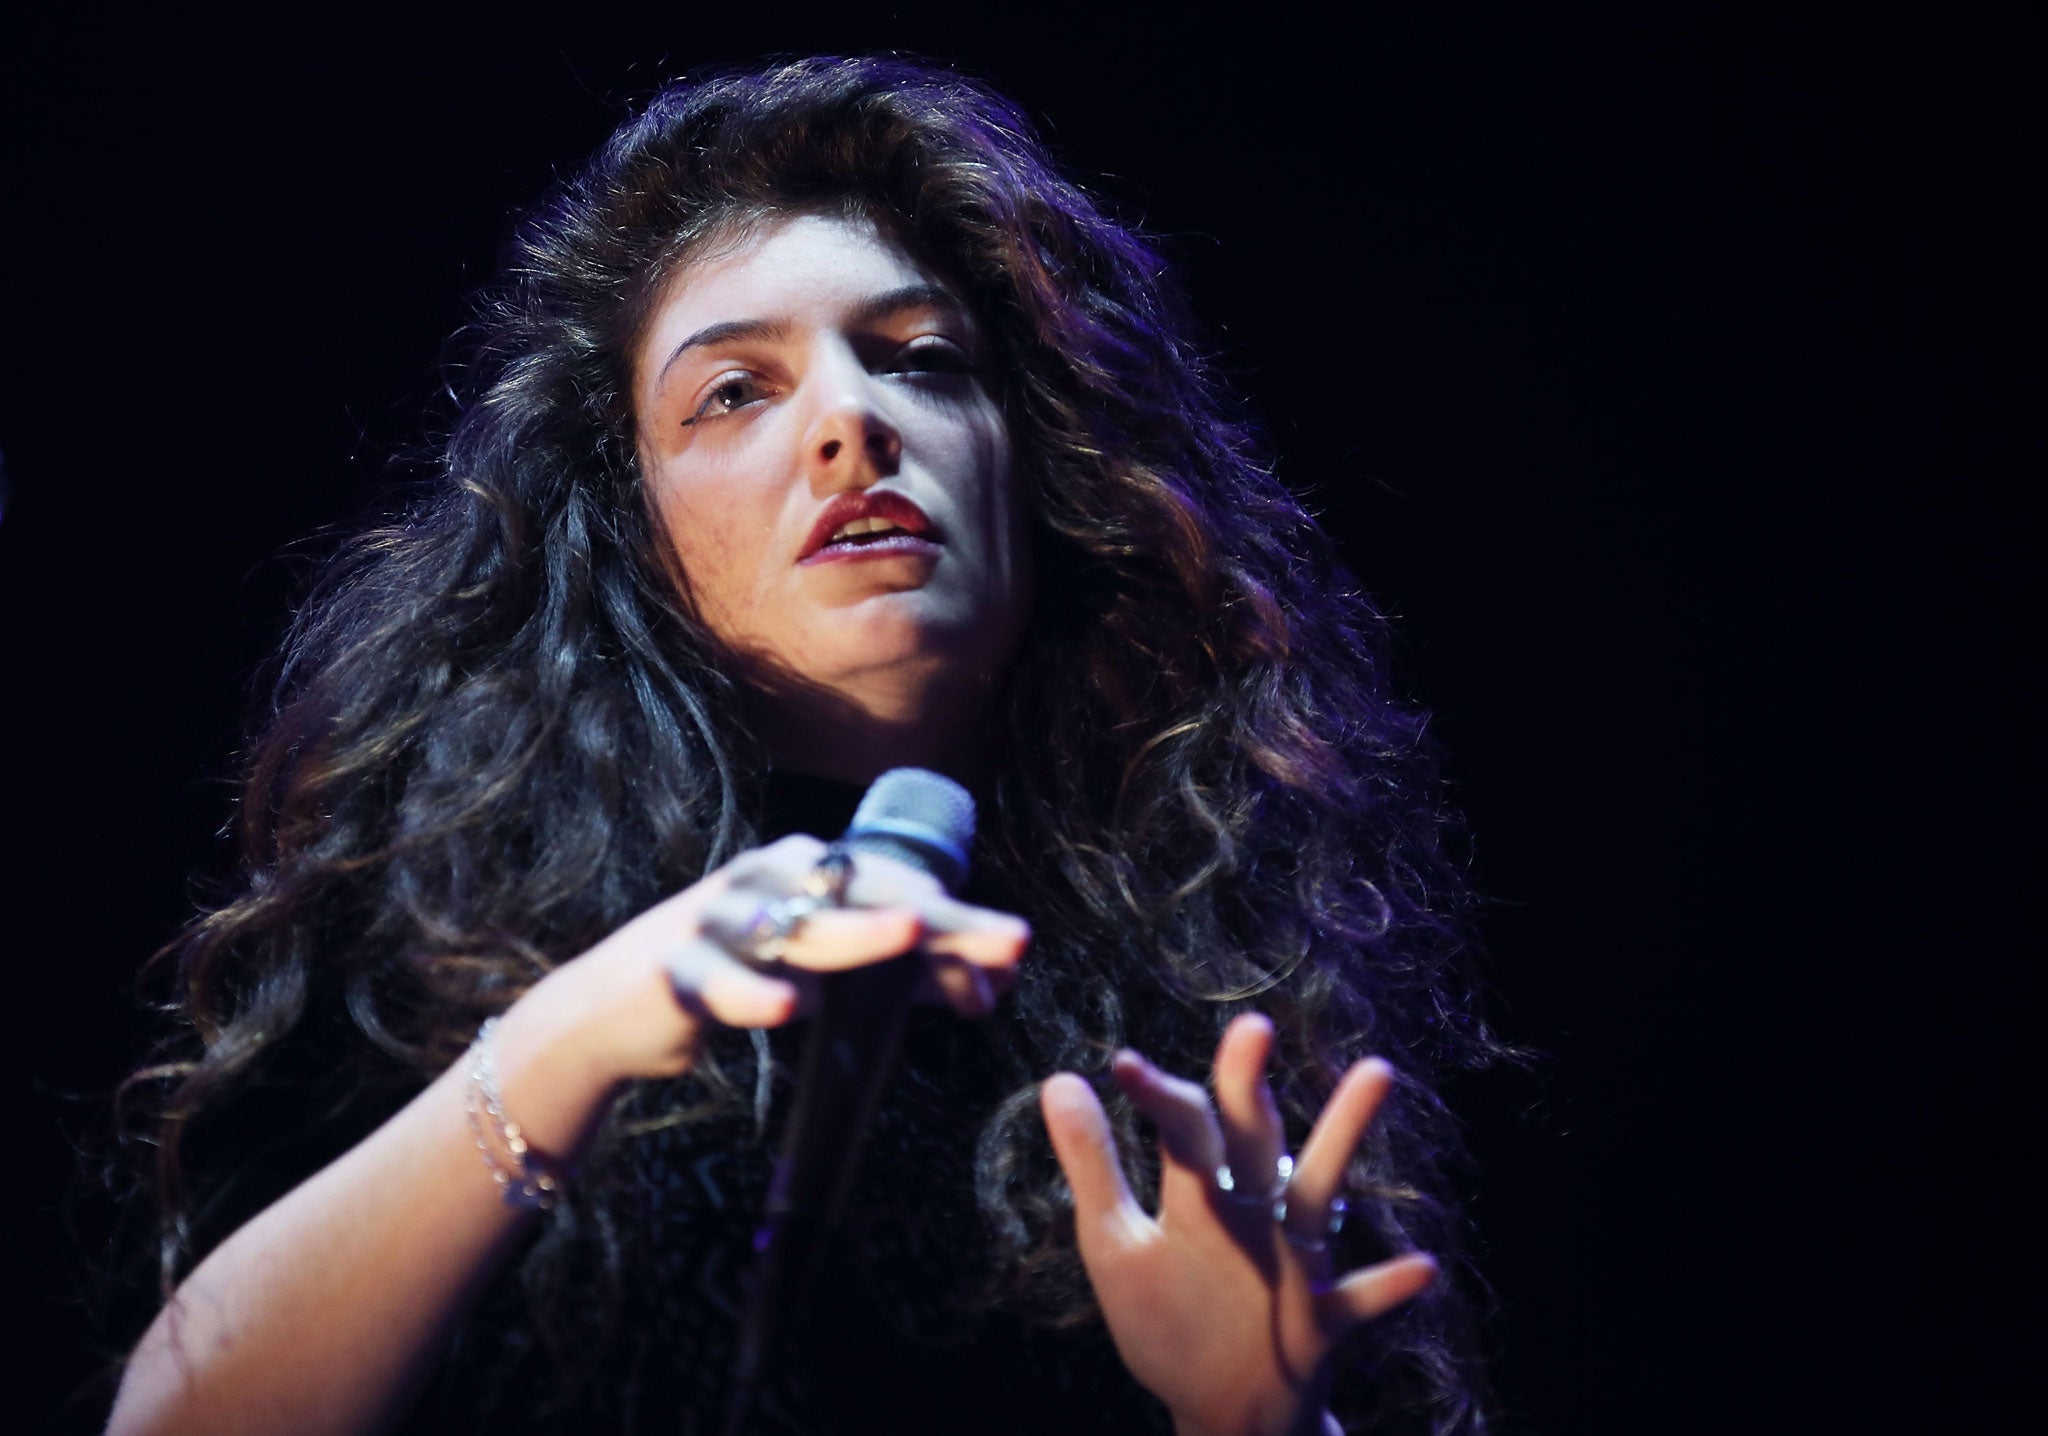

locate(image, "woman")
(109, 56), (1503, 1435)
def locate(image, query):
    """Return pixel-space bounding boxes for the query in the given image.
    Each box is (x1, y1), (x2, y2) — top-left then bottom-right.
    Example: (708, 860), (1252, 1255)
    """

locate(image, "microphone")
(724, 768), (976, 1428)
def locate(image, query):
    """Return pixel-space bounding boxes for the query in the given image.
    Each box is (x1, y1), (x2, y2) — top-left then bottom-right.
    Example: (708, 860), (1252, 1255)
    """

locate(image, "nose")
(803, 361), (902, 488)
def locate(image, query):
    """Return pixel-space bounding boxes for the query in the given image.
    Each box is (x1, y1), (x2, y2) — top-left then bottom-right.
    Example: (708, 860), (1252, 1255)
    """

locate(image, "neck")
(745, 676), (996, 790)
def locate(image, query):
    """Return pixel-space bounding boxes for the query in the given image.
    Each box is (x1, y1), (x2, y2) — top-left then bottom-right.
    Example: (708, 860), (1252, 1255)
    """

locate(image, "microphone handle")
(768, 951), (920, 1231)
(769, 824), (943, 1227)
(729, 826), (946, 1422)
(727, 959), (916, 1421)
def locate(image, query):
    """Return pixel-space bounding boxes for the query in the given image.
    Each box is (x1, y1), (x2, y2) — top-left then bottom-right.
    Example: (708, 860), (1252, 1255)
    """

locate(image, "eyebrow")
(654, 283), (969, 391)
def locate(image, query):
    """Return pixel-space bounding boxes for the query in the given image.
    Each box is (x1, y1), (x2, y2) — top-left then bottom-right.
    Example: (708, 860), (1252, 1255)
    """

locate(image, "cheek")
(973, 422), (1028, 590)
(653, 476), (765, 629)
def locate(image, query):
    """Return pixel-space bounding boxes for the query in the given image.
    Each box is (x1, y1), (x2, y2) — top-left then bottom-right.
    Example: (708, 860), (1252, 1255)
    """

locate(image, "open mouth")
(822, 515), (918, 548)
(798, 490), (940, 563)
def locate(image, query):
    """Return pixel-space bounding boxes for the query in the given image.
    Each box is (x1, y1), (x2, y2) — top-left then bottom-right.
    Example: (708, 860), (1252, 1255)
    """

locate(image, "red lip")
(797, 489), (939, 564)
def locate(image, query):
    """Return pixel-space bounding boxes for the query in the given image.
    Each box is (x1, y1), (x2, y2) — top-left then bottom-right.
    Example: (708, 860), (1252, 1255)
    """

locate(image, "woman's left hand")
(1040, 1013), (1437, 1436)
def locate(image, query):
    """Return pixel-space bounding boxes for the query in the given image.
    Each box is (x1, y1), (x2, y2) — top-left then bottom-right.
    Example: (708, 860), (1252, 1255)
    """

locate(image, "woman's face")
(633, 211), (1029, 747)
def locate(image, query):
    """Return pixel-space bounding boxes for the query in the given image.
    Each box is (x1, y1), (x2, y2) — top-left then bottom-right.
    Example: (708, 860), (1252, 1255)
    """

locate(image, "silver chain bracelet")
(463, 1016), (562, 1211)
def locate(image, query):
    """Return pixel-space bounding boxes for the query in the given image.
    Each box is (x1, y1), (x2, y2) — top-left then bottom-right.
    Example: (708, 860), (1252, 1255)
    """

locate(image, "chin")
(804, 614), (1002, 693)
(843, 590), (985, 648)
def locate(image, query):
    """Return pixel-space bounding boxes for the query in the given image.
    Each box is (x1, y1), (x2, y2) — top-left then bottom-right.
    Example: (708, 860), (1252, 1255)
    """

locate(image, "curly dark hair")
(119, 55), (1508, 1434)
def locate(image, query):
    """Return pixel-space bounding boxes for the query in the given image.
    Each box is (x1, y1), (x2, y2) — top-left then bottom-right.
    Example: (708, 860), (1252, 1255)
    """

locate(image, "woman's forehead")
(654, 212), (940, 327)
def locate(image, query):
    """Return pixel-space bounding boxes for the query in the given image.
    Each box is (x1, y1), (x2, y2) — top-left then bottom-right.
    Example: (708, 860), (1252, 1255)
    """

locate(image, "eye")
(680, 372), (768, 427)
(888, 336), (976, 378)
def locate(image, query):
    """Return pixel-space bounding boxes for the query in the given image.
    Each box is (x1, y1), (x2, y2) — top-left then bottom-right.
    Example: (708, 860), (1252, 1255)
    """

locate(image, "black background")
(4, 5), (2034, 1433)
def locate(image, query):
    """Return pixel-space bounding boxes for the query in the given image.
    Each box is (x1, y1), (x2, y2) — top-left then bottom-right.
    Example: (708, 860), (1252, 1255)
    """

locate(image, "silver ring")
(1213, 1154), (1348, 1250)
(802, 843), (854, 906)
(1281, 1194), (1349, 1254)
(1270, 1153), (1295, 1222)
(701, 892), (825, 965)
(1215, 1152), (1295, 1215)
(1214, 1163), (1267, 1209)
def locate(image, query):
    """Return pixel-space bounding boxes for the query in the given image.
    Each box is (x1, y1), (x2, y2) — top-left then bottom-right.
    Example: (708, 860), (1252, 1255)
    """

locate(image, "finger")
(917, 903), (1032, 968)
(1040, 1074), (1150, 1251)
(771, 907), (927, 972)
(1213, 1012), (1287, 1201)
(1315, 1252), (1438, 1331)
(909, 953), (998, 1018)
(983, 958), (1018, 1000)
(724, 845), (1029, 970)
(1110, 1049), (1226, 1178)
(717, 833), (828, 892)
(692, 888), (923, 973)
(663, 940), (799, 1028)
(1290, 1058), (1394, 1226)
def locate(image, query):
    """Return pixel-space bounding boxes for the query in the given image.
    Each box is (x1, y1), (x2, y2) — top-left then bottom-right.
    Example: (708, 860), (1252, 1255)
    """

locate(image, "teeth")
(828, 515), (906, 543)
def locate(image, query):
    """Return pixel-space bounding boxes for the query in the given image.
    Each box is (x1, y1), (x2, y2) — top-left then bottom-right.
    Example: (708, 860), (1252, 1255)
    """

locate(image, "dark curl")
(121, 56), (1508, 1433)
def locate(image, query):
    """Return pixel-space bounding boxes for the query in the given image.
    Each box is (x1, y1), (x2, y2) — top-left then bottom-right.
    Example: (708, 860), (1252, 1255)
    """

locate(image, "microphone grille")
(846, 768), (976, 892)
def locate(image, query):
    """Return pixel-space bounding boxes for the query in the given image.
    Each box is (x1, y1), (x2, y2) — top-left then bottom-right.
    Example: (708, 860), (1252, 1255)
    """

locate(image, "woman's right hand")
(108, 834), (1027, 1436)
(111, 829), (1032, 1436)
(515, 833), (1032, 1098)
